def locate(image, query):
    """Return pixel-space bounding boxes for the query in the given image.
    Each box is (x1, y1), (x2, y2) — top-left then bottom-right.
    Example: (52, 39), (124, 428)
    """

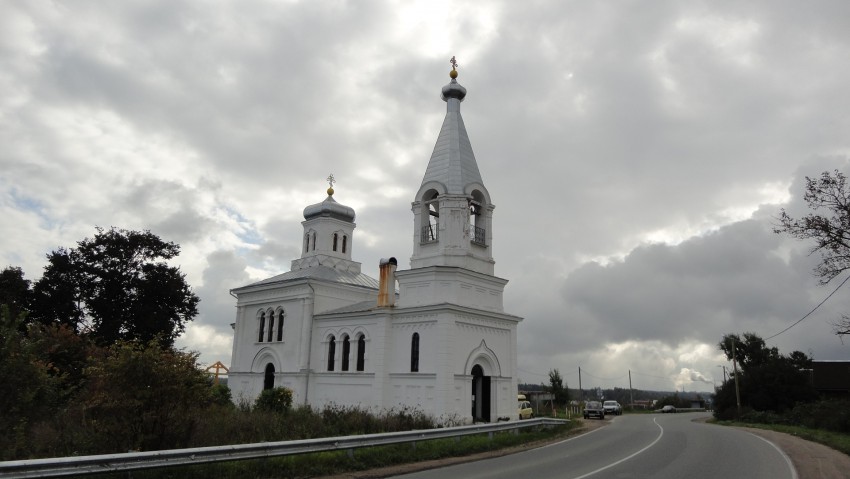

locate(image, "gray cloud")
(4, 0), (850, 389)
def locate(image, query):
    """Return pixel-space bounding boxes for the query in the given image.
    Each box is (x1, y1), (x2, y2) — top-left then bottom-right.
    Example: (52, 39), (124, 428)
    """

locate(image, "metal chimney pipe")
(378, 257), (397, 307)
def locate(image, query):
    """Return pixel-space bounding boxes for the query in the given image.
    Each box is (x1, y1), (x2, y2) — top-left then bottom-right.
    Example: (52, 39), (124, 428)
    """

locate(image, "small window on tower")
(411, 333), (420, 372)
(342, 235), (348, 254)
(333, 233), (338, 252)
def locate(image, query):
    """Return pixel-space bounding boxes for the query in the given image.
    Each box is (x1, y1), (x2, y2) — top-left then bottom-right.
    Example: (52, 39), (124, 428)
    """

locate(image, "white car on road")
(603, 400), (622, 416)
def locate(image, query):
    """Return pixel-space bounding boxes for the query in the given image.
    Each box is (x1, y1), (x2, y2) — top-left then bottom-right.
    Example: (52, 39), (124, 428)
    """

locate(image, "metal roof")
(317, 300), (378, 316)
(235, 265), (379, 291)
(421, 77), (483, 194)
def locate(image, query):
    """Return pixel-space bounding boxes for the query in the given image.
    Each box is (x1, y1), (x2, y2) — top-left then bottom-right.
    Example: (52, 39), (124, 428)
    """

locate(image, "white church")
(228, 63), (523, 423)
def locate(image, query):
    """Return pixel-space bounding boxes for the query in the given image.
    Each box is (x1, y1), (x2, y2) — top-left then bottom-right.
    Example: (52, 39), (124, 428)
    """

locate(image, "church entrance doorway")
(471, 364), (491, 422)
(264, 363), (275, 390)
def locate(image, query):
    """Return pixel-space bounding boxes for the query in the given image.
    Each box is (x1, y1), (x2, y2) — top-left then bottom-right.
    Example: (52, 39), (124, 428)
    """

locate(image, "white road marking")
(569, 417), (665, 479)
(748, 432), (799, 479)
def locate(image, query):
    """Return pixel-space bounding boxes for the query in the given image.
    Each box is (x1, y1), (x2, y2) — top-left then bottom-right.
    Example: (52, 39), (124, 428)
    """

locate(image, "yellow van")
(517, 394), (533, 420)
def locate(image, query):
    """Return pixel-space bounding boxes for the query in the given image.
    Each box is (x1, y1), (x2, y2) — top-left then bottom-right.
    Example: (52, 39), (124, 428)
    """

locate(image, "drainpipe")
(303, 283), (315, 406)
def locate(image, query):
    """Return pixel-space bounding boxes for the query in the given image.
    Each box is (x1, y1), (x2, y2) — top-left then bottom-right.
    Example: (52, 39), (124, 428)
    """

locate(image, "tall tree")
(31, 228), (199, 346)
(715, 332), (815, 419)
(548, 368), (569, 407)
(0, 266), (32, 325)
(775, 169), (850, 335)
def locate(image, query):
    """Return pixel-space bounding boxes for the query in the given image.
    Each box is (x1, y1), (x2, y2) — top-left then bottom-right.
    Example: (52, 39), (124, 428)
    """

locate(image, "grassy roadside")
(712, 420), (850, 456)
(98, 422), (582, 479)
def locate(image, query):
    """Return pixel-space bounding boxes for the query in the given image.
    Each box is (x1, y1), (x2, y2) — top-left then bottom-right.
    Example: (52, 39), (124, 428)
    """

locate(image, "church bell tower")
(398, 58), (506, 313)
(410, 58), (495, 276)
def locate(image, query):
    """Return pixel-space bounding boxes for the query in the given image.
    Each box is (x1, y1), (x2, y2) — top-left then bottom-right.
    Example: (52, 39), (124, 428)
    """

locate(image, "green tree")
(30, 227), (199, 347)
(0, 266), (32, 327)
(0, 305), (58, 459)
(775, 170), (850, 335)
(548, 368), (569, 407)
(74, 339), (213, 452)
(715, 332), (815, 419)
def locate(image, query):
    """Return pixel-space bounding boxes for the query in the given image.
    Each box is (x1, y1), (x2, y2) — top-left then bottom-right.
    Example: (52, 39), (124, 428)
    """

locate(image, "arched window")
(264, 363), (275, 390)
(341, 335), (350, 371)
(267, 311), (274, 342)
(356, 334), (365, 371)
(342, 235), (348, 254)
(311, 231), (317, 251)
(276, 311), (284, 342)
(327, 335), (336, 371)
(411, 333), (420, 372)
(258, 312), (266, 342)
(304, 233), (310, 253)
(332, 233), (338, 252)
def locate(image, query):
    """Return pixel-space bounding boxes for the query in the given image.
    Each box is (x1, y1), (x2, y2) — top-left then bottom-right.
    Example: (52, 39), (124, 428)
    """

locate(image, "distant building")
(811, 360), (850, 396)
(227, 64), (522, 423)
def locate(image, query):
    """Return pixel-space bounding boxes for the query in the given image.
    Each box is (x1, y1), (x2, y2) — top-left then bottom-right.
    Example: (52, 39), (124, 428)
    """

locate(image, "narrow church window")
(342, 235), (347, 254)
(267, 312), (274, 342)
(258, 312), (266, 342)
(304, 233), (310, 253)
(333, 233), (338, 252)
(327, 335), (336, 371)
(356, 334), (365, 371)
(264, 363), (275, 390)
(411, 333), (420, 372)
(341, 335), (350, 371)
(276, 311), (284, 341)
(311, 232), (317, 251)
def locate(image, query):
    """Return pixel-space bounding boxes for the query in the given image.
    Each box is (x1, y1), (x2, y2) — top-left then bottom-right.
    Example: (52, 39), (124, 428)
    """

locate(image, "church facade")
(228, 64), (522, 423)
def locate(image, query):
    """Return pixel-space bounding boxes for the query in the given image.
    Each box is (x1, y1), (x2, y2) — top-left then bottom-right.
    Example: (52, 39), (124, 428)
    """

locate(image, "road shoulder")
(318, 417), (609, 479)
(736, 427), (850, 479)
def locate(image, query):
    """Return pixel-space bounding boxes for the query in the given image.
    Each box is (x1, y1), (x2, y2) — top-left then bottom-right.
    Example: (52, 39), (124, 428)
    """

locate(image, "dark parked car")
(583, 401), (605, 420)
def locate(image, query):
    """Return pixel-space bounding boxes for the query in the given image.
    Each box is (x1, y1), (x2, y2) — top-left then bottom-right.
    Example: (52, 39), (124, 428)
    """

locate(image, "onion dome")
(303, 186), (355, 222)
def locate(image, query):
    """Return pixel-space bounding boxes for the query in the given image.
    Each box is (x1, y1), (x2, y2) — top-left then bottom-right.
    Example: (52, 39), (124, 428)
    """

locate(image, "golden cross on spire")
(450, 56), (459, 71)
(326, 173), (336, 196)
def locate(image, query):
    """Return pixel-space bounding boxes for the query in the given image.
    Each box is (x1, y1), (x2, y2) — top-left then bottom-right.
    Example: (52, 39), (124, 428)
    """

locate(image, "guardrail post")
(488, 431), (493, 441)
(347, 449), (354, 459)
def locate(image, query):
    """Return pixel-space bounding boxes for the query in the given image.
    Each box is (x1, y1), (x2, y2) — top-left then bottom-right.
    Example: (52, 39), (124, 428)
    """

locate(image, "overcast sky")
(3, 0), (850, 394)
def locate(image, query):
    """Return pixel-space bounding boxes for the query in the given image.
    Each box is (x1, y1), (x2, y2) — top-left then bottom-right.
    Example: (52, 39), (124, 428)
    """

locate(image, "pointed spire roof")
(420, 61), (483, 194)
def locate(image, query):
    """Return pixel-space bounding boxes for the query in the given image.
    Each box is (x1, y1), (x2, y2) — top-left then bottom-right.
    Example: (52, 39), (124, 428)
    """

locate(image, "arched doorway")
(471, 364), (491, 422)
(264, 363), (275, 390)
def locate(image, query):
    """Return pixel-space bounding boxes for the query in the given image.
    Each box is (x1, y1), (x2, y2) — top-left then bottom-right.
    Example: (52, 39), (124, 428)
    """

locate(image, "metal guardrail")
(0, 417), (569, 478)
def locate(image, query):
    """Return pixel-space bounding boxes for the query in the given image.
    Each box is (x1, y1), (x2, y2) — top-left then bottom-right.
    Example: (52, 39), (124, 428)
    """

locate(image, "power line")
(579, 369), (627, 381)
(765, 274), (850, 340)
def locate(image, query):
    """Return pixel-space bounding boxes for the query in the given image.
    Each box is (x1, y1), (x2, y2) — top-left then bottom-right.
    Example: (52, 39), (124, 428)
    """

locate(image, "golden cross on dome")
(450, 56), (459, 71)
(327, 173), (336, 188)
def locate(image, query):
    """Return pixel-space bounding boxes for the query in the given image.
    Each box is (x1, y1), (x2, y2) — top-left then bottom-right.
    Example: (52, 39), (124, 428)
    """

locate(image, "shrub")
(254, 387), (293, 413)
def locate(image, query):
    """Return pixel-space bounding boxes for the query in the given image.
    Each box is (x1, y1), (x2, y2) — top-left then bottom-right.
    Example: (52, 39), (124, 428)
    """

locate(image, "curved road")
(393, 412), (796, 479)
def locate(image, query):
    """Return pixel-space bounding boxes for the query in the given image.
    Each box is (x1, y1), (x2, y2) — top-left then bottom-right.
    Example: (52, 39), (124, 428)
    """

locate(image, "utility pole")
(578, 367), (583, 402)
(628, 369), (634, 411)
(731, 337), (742, 418)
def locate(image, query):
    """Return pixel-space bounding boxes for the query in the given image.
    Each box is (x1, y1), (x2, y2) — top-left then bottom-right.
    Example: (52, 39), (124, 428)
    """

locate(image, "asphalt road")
(392, 412), (797, 479)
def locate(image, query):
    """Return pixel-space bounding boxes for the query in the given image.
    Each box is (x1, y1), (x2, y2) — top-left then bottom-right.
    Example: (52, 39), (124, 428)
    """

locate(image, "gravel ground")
(319, 418), (850, 479)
